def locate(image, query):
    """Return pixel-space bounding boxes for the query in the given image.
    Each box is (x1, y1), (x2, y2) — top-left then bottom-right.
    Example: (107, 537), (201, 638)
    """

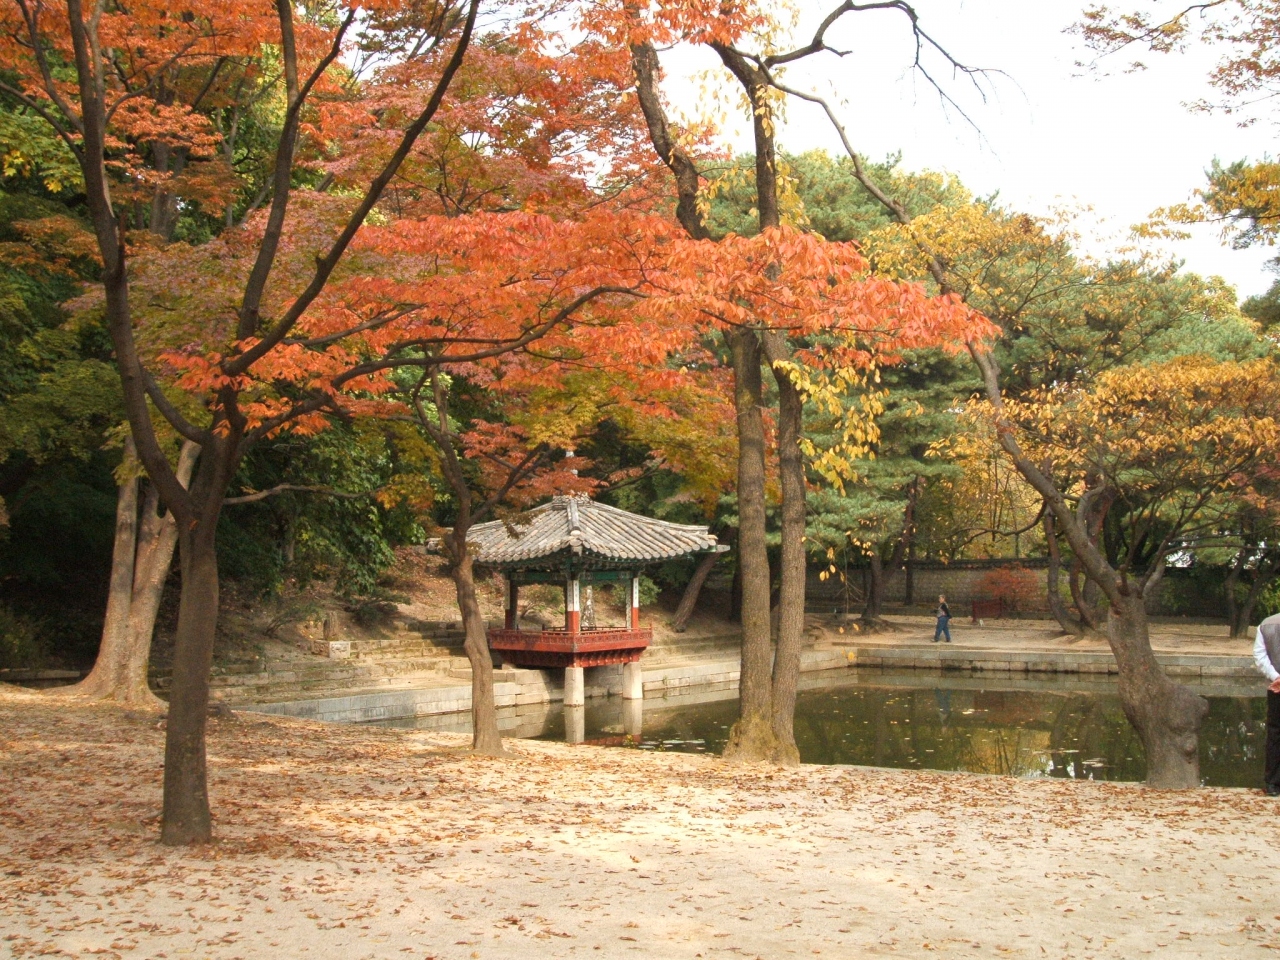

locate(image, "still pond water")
(372, 670), (1268, 788)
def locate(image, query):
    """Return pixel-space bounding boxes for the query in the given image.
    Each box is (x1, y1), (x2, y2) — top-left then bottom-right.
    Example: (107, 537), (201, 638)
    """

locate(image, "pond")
(370, 669), (1269, 788)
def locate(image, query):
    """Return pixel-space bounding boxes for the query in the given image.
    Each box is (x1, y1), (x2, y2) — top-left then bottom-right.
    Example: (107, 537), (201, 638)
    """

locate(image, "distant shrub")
(0, 605), (46, 670)
(1256, 580), (1280, 621)
(605, 576), (659, 609)
(974, 565), (1040, 613)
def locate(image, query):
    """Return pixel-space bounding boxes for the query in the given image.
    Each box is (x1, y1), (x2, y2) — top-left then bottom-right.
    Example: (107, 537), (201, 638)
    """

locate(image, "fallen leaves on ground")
(1, 685), (1278, 959)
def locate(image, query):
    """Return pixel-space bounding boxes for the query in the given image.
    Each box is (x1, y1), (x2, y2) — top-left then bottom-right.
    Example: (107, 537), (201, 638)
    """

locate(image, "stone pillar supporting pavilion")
(465, 495), (726, 699)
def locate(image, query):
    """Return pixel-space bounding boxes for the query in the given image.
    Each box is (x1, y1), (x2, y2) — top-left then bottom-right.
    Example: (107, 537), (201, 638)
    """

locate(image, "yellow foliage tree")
(972, 352), (1280, 787)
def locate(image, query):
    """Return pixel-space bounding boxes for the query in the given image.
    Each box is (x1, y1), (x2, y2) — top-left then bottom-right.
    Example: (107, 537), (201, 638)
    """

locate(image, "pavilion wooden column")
(622, 697), (643, 736)
(564, 574), (585, 707)
(566, 576), (581, 633)
(505, 578), (518, 630)
(622, 661), (643, 700)
(630, 575), (640, 630)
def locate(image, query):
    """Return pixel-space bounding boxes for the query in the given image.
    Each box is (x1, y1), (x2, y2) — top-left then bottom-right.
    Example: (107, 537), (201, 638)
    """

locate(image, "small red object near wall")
(971, 598), (1004, 623)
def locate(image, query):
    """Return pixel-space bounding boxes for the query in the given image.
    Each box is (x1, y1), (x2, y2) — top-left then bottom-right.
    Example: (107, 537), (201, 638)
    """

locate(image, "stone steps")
(343, 637), (461, 660)
(198, 625), (741, 705)
(223, 671), (453, 705)
(645, 633), (741, 663)
(161, 653), (468, 704)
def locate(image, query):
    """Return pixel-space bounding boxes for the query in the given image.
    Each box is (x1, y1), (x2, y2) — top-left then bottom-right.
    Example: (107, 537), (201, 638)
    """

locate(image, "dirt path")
(2, 686), (1277, 959)
(832, 615), (1257, 658)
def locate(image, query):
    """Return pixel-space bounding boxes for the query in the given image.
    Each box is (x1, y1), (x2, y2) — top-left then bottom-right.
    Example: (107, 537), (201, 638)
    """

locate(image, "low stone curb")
(244, 649), (851, 724)
(848, 644), (1256, 679)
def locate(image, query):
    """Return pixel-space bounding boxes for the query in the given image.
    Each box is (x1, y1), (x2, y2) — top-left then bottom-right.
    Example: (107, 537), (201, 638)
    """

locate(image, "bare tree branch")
(227, 0), (479, 373)
(233, 3), (360, 342)
(224, 483), (368, 505)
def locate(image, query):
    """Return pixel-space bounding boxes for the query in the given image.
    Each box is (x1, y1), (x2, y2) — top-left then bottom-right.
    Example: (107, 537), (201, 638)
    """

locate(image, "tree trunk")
(1044, 512), (1084, 637)
(767, 343), (805, 766)
(1107, 592), (1208, 789)
(1083, 575), (1103, 624)
(69, 441), (198, 708)
(161, 514), (221, 845)
(75, 439), (140, 699)
(893, 481), (916, 608)
(451, 549), (504, 755)
(904, 540), (915, 606)
(970, 345), (1209, 789)
(862, 552), (885, 624)
(414, 368), (506, 757)
(672, 551), (719, 633)
(1235, 576), (1264, 639)
(1078, 484), (1112, 628)
(864, 510), (911, 625)
(1224, 547), (1246, 638)
(1068, 559), (1101, 631)
(119, 489), (182, 707)
(722, 328), (778, 762)
(1232, 554), (1277, 639)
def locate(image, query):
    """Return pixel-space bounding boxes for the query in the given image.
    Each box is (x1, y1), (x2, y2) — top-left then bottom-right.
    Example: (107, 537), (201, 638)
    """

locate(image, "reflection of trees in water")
(1199, 697), (1267, 788)
(1046, 695), (1143, 782)
(611, 682), (1265, 787)
(792, 687), (993, 772)
(638, 698), (740, 752)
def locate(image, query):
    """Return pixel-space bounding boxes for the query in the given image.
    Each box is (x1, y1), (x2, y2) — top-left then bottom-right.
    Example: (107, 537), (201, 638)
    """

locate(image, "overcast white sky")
(665, 0), (1278, 300)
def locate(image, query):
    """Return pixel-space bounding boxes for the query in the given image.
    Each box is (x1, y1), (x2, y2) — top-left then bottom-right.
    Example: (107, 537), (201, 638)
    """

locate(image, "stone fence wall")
(806, 560), (1226, 619)
(807, 559), (1051, 614)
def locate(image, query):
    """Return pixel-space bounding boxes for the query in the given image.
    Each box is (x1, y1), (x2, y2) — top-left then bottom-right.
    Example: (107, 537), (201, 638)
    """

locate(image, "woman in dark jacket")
(933, 595), (952, 643)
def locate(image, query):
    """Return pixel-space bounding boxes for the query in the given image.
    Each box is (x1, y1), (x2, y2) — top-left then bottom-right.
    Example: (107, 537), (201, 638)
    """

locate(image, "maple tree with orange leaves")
(0, 0), (486, 844)
(619, 0), (995, 764)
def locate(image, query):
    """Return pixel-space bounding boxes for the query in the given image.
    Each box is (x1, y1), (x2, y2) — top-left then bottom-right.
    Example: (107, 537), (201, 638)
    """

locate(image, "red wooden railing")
(487, 626), (652, 668)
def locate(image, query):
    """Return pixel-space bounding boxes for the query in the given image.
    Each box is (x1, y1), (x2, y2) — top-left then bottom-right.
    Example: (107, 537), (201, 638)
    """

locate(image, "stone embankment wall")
(247, 649), (852, 725)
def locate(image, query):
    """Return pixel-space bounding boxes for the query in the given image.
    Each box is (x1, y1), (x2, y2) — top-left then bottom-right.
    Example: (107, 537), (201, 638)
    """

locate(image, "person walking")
(933, 594), (952, 643)
(1253, 612), (1280, 796)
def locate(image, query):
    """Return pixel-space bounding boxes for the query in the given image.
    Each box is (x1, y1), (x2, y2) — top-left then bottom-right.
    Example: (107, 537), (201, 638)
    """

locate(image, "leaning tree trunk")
(722, 328), (778, 762)
(969, 346), (1209, 789)
(1043, 512), (1084, 637)
(70, 441), (198, 708)
(1069, 560), (1102, 632)
(767, 344), (805, 766)
(119, 489), (183, 708)
(451, 547), (503, 755)
(74, 438), (140, 699)
(1107, 592), (1208, 789)
(672, 551), (720, 633)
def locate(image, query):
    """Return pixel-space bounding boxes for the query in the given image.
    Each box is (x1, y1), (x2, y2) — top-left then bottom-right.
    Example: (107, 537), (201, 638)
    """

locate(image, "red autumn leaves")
(155, 207), (989, 436)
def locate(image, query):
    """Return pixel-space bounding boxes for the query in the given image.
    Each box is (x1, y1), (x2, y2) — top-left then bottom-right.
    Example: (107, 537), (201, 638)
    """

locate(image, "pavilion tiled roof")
(467, 495), (723, 570)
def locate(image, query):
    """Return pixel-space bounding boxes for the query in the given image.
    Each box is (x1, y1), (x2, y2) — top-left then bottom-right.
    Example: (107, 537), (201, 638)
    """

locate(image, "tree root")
(723, 714), (783, 764)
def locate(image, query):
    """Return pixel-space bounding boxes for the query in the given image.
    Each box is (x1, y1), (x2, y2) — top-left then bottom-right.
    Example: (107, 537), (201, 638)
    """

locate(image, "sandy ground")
(2, 686), (1278, 960)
